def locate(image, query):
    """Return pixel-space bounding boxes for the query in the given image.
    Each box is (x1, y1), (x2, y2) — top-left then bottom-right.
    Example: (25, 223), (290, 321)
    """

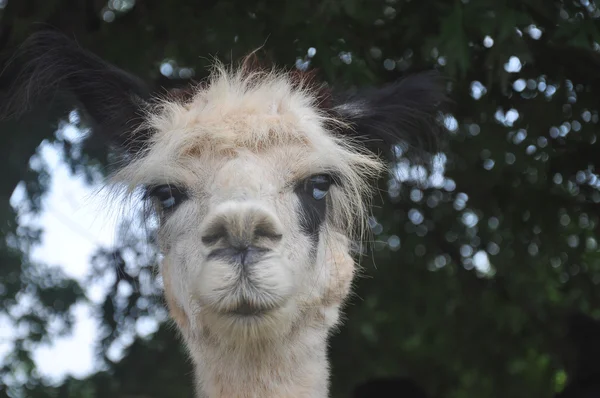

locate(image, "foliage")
(2, 0), (600, 397)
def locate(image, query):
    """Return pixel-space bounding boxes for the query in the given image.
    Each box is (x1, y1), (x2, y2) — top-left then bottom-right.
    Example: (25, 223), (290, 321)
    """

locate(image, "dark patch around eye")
(294, 174), (337, 243)
(295, 187), (327, 242)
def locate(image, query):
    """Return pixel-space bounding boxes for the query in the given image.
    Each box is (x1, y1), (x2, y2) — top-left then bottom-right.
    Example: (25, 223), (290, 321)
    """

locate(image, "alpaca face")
(115, 69), (385, 340)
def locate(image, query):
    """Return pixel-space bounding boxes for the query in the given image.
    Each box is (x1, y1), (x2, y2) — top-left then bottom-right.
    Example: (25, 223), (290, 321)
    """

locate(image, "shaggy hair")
(1, 30), (448, 398)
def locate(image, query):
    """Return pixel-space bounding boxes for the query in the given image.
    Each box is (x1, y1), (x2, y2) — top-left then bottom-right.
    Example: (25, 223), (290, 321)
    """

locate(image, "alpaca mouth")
(228, 302), (274, 317)
(228, 302), (269, 316)
(225, 298), (281, 318)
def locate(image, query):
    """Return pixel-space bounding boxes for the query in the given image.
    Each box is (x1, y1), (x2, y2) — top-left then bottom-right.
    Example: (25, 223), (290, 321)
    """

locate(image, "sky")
(15, 133), (115, 382)
(5, 121), (158, 384)
(27, 138), (112, 381)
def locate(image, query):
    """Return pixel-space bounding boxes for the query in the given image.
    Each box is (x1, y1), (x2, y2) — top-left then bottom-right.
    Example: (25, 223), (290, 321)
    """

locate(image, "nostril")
(254, 225), (283, 242)
(201, 234), (222, 245)
(202, 224), (227, 245)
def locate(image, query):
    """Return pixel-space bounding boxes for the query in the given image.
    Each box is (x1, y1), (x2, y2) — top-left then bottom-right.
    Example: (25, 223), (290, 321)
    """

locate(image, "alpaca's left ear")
(332, 71), (448, 161)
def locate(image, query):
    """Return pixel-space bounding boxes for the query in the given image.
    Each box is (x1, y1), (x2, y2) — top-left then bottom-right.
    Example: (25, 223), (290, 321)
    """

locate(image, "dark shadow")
(352, 377), (430, 398)
(555, 312), (600, 398)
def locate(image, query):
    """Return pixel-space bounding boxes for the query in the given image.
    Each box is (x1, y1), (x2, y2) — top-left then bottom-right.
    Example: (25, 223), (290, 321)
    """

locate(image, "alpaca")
(2, 31), (446, 397)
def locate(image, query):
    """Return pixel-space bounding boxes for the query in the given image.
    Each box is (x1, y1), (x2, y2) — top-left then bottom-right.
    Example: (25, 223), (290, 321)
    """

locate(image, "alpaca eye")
(147, 184), (187, 210)
(304, 175), (332, 200)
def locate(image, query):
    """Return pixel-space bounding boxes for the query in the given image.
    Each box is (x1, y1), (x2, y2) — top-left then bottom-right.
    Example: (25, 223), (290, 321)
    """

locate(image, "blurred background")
(1, 0), (600, 397)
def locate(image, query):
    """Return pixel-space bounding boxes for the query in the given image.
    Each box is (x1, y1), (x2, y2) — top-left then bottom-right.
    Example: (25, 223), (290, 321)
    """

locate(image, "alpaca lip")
(226, 300), (279, 317)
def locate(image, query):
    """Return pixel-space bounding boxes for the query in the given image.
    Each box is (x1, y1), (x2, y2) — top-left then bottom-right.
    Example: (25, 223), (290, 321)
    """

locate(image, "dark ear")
(0, 30), (152, 153)
(331, 71), (449, 162)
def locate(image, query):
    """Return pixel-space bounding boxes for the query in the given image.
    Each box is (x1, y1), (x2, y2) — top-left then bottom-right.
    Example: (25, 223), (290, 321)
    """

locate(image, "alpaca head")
(3, 32), (446, 346)
(114, 64), (390, 341)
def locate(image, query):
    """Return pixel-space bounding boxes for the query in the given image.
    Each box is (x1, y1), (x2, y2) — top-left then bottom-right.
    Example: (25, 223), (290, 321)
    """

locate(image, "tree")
(1, 0), (600, 397)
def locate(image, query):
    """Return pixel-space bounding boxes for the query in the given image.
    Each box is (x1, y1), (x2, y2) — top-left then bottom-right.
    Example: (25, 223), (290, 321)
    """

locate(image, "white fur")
(109, 61), (385, 397)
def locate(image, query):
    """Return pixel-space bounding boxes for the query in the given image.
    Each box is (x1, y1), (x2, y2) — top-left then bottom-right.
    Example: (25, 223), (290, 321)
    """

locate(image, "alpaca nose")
(201, 202), (283, 265)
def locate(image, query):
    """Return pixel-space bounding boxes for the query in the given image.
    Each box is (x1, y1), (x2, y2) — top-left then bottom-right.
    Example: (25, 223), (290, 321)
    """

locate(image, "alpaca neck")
(189, 314), (332, 398)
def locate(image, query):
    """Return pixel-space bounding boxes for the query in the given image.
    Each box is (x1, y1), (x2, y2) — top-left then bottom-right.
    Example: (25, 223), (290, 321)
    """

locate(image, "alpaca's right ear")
(0, 31), (152, 152)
